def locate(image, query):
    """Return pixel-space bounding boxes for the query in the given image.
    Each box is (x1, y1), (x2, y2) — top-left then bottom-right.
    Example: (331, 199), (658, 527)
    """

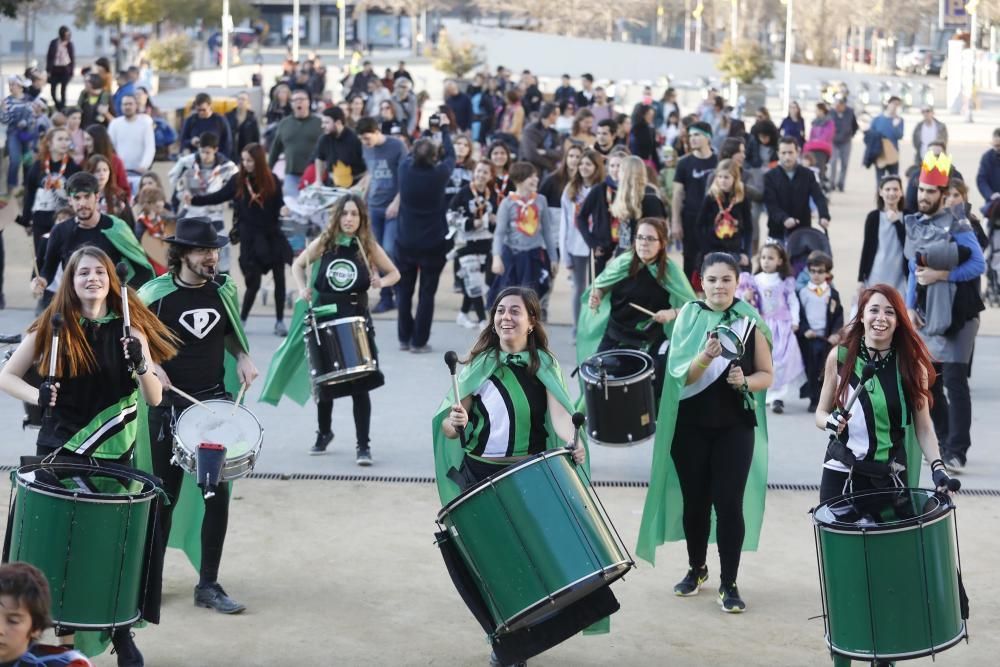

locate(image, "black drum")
(580, 350), (656, 447)
(304, 315), (377, 387)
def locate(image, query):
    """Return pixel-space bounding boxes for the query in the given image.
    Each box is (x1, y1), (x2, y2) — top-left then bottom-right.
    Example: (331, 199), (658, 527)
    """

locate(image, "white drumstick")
(168, 386), (218, 414)
(629, 302), (657, 317)
(231, 384), (248, 416)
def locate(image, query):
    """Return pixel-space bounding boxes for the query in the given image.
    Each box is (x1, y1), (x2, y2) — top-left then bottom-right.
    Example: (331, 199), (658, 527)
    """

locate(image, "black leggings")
(819, 467), (909, 505)
(242, 263), (286, 322)
(148, 403), (229, 584)
(671, 421), (755, 585)
(317, 392), (371, 446)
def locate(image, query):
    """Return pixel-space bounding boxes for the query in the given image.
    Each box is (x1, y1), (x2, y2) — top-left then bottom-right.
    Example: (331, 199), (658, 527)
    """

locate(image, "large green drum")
(436, 449), (632, 634)
(813, 488), (967, 661)
(7, 462), (159, 630)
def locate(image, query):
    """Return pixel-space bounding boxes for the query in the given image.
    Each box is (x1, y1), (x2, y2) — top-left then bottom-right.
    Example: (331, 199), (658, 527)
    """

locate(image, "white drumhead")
(175, 399), (262, 458)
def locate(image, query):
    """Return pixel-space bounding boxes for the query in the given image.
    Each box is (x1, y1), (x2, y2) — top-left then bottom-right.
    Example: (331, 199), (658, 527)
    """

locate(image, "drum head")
(814, 488), (950, 531)
(712, 325), (744, 361)
(580, 350), (654, 384)
(175, 400), (262, 459)
(16, 463), (157, 501)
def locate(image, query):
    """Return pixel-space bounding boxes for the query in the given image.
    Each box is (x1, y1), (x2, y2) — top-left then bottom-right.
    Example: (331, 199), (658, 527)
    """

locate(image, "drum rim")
(173, 399), (264, 465)
(812, 487), (953, 532)
(580, 349), (655, 385)
(437, 449), (573, 520)
(826, 622), (967, 661)
(310, 315), (368, 328)
(312, 361), (378, 385)
(497, 560), (633, 633)
(587, 433), (655, 448)
(53, 611), (143, 632)
(14, 462), (159, 503)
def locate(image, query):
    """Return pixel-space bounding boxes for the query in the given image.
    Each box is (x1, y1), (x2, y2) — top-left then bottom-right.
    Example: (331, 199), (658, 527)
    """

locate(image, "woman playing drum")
(576, 217), (696, 399)
(433, 286), (589, 667)
(637, 252), (773, 613)
(815, 284), (955, 503)
(0, 245), (176, 664)
(260, 194), (399, 466)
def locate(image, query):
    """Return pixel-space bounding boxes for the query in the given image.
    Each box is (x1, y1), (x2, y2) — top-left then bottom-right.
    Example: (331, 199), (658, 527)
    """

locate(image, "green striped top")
(465, 359), (549, 460)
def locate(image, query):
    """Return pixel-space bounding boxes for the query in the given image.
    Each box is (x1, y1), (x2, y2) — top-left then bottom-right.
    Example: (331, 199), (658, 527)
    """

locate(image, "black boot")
(110, 627), (144, 667)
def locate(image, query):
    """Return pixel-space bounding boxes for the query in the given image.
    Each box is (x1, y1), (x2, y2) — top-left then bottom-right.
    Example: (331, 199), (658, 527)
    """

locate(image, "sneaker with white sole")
(673, 565), (708, 596)
(456, 311), (477, 329)
(719, 582), (746, 613)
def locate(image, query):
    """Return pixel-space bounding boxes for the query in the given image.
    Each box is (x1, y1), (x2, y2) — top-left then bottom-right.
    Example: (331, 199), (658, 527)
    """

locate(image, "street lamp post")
(782, 0), (794, 115)
(729, 0), (739, 104)
(222, 0), (232, 87)
(292, 0), (301, 63)
(338, 0), (346, 61)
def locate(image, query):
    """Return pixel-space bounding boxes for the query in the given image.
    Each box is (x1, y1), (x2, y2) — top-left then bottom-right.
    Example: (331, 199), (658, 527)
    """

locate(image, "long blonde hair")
(707, 158), (745, 204)
(609, 155), (646, 222)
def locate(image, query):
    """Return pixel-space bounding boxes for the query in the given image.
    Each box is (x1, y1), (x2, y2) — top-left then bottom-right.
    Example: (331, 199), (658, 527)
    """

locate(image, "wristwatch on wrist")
(135, 364), (148, 376)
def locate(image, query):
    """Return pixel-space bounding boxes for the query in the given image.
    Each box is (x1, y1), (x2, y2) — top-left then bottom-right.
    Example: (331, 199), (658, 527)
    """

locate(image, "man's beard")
(184, 256), (215, 280)
(918, 197), (943, 216)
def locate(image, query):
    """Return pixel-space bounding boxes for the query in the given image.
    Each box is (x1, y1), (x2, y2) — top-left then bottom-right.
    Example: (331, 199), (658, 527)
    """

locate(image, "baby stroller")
(786, 226), (832, 281)
(984, 201), (1000, 307)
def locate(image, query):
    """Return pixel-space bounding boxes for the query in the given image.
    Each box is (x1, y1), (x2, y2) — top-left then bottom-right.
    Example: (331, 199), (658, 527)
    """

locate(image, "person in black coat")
(697, 159), (753, 270)
(189, 142), (292, 334)
(764, 137), (830, 242)
(225, 91), (261, 157)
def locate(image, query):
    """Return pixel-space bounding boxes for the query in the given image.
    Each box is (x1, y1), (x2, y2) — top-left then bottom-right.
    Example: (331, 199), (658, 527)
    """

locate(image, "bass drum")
(7, 462), (159, 630)
(579, 349), (656, 447)
(813, 488), (967, 661)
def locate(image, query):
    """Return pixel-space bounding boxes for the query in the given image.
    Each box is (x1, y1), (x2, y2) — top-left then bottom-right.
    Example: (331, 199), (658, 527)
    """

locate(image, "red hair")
(236, 143), (277, 204)
(836, 284), (936, 411)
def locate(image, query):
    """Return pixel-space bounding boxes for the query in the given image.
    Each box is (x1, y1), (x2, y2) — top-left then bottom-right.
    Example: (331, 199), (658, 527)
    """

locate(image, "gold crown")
(921, 151), (952, 175)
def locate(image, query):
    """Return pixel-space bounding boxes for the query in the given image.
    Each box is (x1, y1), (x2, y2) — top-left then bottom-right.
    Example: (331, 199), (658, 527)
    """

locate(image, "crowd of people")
(0, 41), (996, 665)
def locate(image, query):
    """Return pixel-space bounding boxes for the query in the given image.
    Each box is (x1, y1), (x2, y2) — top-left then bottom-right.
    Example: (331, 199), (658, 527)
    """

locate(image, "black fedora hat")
(165, 216), (229, 249)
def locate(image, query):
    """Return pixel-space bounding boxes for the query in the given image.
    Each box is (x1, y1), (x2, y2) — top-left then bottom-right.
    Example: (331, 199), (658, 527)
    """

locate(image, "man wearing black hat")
(138, 216), (258, 616)
(33, 171), (153, 300)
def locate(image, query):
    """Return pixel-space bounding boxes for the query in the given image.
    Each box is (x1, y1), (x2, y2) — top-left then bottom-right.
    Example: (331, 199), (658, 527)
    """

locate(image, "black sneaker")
(673, 565), (708, 596)
(942, 453), (966, 475)
(772, 400), (784, 414)
(807, 401), (818, 414)
(194, 582), (246, 614)
(372, 299), (395, 314)
(719, 582), (746, 613)
(311, 431), (334, 455)
(274, 320), (288, 337)
(489, 651), (526, 667)
(110, 627), (144, 667)
(356, 446), (372, 466)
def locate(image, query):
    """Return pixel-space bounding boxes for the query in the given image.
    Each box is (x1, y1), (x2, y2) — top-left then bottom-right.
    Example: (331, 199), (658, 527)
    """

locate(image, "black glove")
(825, 437), (857, 468)
(37, 381), (56, 408)
(930, 459), (951, 490)
(124, 336), (145, 372)
(824, 409), (846, 436)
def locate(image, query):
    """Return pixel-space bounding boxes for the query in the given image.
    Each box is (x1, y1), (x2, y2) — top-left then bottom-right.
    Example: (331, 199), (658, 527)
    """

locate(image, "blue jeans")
(5, 131), (28, 189)
(282, 173), (301, 202)
(369, 205), (398, 303)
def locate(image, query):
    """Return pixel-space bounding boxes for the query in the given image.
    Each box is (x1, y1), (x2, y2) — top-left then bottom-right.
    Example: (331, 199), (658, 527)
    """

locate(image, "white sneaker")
(456, 312), (477, 329)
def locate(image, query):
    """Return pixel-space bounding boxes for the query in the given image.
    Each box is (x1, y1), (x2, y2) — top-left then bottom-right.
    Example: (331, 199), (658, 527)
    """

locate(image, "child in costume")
(746, 241), (805, 414)
(797, 250), (844, 412)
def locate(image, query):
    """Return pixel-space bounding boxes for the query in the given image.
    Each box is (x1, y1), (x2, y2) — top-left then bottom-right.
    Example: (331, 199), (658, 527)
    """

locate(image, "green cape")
(575, 252), (697, 367)
(636, 299), (773, 565)
(134, 273), (249, 568)
(430, 349), (611, 634)
(105, 214), (154, 285)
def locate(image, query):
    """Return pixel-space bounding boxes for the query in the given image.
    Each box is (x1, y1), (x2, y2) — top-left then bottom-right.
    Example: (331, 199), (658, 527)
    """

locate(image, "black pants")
(242, 262), (286, 322)
(48, 68), (70, 110)
(801, 338), (829, 404)
(819, 467), (909, 505)
(148, 401), (229, 584)
(317, 392), (371, 447)
(394, 246), (446, 348)
(930, 362), (972, 463)
(671, 421), (754, 585)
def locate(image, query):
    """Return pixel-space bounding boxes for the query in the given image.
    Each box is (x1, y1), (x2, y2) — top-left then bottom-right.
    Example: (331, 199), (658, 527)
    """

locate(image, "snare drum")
(813, 488), (967, 661)
(305, 315), (377, 387)
(172, 400), (263, 481)
(7, 462), (159, 630)
(436, 449), (632, 635)
(580, 349), (656, 447)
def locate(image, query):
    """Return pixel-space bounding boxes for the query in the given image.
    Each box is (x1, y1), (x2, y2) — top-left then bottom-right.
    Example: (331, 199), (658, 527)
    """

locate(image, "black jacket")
(858, 210), (907, 283)
(764, 165), (830, 240)
(191, 175), (292, 271)
(225, 109), (261, 156)
(577, 181), (664, 251)
(697, 194), (753, 262)
(797, 285), (844, 338)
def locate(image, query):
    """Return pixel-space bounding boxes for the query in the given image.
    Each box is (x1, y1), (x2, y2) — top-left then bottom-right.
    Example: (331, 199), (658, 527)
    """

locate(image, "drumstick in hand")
(629, 302), (657, 317)
(44, 313), (63, 419)
(168, 386), (218, 414)
(116, 262), (132, 339)
(570, 412), (586, 451)
(444, 351), (467, 446)
(231, 383), (248, 415)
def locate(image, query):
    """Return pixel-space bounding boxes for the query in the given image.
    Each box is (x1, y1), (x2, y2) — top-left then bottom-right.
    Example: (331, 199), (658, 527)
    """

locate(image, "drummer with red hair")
(815, 284), (955, 502)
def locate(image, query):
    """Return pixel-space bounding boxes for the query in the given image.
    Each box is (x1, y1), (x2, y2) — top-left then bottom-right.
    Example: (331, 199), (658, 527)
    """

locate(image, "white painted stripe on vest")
(477, 380), (512, 458)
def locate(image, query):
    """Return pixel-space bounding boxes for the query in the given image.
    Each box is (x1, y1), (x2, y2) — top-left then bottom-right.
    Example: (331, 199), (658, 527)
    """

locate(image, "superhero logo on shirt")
(179, 308), (222, 339)
(326, 258), (358, 291)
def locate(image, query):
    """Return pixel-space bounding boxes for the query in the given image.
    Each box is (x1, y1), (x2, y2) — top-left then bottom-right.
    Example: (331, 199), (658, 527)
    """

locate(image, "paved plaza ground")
(0, 108), (998, 665)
